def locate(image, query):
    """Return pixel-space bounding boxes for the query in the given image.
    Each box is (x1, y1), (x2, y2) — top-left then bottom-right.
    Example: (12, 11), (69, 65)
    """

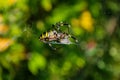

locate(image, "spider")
(39, 21), (78, 50)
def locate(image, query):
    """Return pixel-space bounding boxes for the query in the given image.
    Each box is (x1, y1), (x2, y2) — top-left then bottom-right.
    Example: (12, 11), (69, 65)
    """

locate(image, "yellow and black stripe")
(39, 30), (55, 40)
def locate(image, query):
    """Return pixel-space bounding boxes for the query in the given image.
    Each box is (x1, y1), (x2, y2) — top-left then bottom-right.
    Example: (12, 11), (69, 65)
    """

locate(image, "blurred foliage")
(0, 0), (120, 80)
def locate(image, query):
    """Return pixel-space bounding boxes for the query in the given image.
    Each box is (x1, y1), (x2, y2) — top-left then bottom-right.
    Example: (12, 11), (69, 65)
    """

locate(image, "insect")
(39, 21), (78, 50)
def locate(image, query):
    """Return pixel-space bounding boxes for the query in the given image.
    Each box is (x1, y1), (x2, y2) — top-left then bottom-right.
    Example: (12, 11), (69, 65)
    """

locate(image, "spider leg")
(72, 36), (79, 43)
(52, 24), (62, 32)
(48, 43), (56, 50)
(69, 35), (79, 44)
(55, 21), (71, 33)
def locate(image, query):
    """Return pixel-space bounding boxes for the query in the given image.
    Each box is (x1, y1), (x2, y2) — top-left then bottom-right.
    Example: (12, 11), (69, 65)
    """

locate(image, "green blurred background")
(0, 0), (120, 80)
